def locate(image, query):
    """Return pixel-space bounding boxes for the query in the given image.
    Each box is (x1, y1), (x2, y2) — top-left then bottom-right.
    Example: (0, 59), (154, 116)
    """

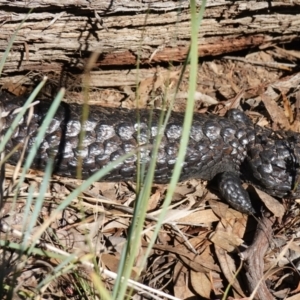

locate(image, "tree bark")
(0, 0), (299, 88)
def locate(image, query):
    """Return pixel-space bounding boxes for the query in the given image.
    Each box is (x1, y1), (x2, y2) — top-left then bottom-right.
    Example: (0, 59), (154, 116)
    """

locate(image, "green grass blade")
(27, 159), (53, 255)
(140, 0), (207, 272)
(15, 88), (64, 192)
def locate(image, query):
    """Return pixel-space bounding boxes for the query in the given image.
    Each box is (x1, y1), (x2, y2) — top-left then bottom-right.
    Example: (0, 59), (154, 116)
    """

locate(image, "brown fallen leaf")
(143, 240), (220, 273)
(251, 186), (285, 218)
(101, 253), (120, 273)
(261, 93), (290, 130)
(213, 217), (247, 298)
(210, 230), (244, 253)
(173, 261), (195, 299)
(146, 189), (161, 211)
(214, 242), (246, 299)
(209, 199), (230, 219)
(190, 270), (211, 299)
(178, 209), (219, 224)
(282, 91), (294, 124)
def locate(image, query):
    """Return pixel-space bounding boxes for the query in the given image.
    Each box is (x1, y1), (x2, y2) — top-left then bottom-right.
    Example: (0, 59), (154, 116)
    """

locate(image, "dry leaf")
(215, 243), (246, 298)
(178, 243), (221, 273)
(252, 187), (285, 218)
(231, 216), (248, 240)
(147, 189), (161, 211)
(190, 270), (211, 299)
(173, 261), (195, 299)
(261, 91), (290, 129)
(282, 91), (294, 123)
(101, 253), (120, 273)
(163, 208), (196, 222)
(209, 199), (230, 219)
(178, 209), (219, 224)
(286, 293), (300, 300)
(210, 230), (243, 253)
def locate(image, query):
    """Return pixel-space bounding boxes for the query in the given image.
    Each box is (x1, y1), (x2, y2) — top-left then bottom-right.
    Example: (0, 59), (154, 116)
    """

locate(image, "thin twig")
(0, 101), (40, 118)
(224, 56), (296, 70)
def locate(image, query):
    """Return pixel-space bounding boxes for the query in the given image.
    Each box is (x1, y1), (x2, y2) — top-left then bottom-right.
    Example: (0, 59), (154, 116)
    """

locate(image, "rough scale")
(2, 92), (300, 214)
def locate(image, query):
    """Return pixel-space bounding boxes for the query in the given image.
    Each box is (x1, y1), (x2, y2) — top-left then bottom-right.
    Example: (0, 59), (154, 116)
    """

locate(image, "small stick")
(0, 101), (40, 118)
(224, 56), (296, 70)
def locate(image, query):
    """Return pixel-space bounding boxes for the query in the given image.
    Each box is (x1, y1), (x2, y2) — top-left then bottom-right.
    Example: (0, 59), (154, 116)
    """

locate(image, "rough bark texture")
(0, 0), (300, 88)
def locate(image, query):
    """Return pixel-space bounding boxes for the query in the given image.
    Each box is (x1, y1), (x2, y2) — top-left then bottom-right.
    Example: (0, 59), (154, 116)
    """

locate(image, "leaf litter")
(2, 46), (300, 299)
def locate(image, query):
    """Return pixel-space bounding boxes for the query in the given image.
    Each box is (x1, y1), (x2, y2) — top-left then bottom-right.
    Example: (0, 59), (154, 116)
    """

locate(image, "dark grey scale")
(154, 164), (169, 182)
(45, 130), (63, 148)
(259, 176), (279, 189)
(110, 149), (126, 163)
(138, 147), (151, 164)
(277, 148), (293, 160)
(272, 167), (288, 180)
(34, 151), (49, 167)
(88, 142), (105, 157)
(73, 144), (89, 160)
(116, 123), (135, 141)
(121, 141), (138, 162)
(190, 125), (204, 142)
(65, 120), (81, 137)
(5, 125), (19, 139)
(165, 142), (179, 160)
(103, 136), (123, 155)
(236, 128), (251, 146)
(61, 145), (76, 161)
(158, 135), (169, 151)
(206, 143), (224, 164)
(81, 131), (96, 147)
(195, 139), (211, 155)
(260, 148), (276, 161)
(149, 124), (159, 139)
(218, 117), (235, 128)
(133, 126), (150, 145)
(82, 118), (97, 132)
(229, 138), (240, 150)
(246, 130), (256, 144)
(185, 142), (201, 165)
(64, 136), (79, 155)
(165, 123), (182, 141)
(68, 157), (80, 171)
(217, 171), (255, 214)
(209, 138), (224, 160)
(206, 155), (224, 171)
(120, 164), (137, 179)
(46, 119), (61, 135)
(257, 164), (273, 179)
(123, 154), (137, 165)
(203, 120), (222, 141)
(82, 154), (97, 169)
(57, 158), (73, 175)
(95, 153), (111, 167)
(227, 109), (253, 126)
(16, 124), (31, 139)
(154, 164), (169, 178)
(38, 139), (49, 154)
(220, 126), (237, 144)
(156, 148), (167, 165)
(95, 124), (115, 143)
